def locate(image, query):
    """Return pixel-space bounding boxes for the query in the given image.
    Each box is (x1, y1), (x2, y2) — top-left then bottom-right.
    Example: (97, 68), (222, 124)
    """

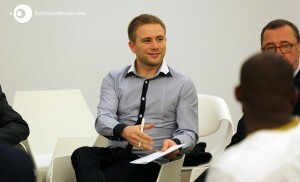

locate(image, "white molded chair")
(50, 155), (75, 182)
(156, 155), (185, 182)
(13, 89), (98, 182)
(49, 135), (108, 182)
(50, 134), (185, 182)
(47, 136), (106, 182)
(181, 94), (234, 182)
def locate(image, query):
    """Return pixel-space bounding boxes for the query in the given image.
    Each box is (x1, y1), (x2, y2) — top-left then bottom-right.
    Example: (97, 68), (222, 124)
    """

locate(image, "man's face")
(261, 25), (300, 71)
(129, 23), (166, 69)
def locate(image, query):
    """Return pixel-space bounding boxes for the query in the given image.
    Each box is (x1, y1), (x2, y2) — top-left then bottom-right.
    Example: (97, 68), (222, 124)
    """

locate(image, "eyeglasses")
(262, 43), (298, 54)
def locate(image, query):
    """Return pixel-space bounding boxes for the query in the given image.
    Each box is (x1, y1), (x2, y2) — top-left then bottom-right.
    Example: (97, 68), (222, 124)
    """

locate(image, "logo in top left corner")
(13, 4), (32, 23)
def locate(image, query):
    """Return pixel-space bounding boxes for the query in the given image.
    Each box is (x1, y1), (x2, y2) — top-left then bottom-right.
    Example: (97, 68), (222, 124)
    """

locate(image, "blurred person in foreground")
(206, 53), (300, 182)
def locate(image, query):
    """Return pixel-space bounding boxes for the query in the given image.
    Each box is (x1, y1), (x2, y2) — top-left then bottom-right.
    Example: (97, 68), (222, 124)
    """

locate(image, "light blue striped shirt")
(95, 60), (198, 164)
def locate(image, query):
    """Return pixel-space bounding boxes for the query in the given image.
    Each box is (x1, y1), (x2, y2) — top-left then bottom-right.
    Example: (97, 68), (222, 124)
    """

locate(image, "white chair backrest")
(52, 136), (98, 158)
(181, 94), (234, 182)
(13, 90), (97, 155)
(13, 89), (98, 182)
(197, 94), (234, 157)
(198, 94), (233, 137)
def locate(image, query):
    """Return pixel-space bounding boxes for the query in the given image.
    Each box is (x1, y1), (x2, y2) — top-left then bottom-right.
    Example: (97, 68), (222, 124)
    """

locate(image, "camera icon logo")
(13, 4), (32, 23)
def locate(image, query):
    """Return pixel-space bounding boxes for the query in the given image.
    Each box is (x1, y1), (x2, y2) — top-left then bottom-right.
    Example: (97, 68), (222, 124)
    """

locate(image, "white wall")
(1, 0), (300, 131)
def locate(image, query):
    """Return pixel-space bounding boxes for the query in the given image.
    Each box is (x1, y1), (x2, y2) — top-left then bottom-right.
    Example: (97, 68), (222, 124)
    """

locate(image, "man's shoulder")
(168, 67), (193, 82)
(212, 129), (300, 181)
(104, 65), (131, 79)
(109, 65), (131, 75)
(222, 129), (294, 163)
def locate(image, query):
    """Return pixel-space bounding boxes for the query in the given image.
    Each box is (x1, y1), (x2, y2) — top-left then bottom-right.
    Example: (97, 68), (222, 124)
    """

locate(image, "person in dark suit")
(0, 85), (29, 146)
(227, 19), (300, 148)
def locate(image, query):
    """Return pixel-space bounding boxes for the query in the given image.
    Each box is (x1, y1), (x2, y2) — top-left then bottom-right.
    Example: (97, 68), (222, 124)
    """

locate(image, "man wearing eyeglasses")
(227, 19), (300, 148)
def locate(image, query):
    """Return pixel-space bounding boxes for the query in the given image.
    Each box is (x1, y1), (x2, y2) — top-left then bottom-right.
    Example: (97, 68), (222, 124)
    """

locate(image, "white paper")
(130, 144), (185, 164)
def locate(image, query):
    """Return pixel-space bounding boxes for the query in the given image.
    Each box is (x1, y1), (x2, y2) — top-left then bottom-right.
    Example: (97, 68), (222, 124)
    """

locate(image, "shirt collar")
(125, 60), (171, 78)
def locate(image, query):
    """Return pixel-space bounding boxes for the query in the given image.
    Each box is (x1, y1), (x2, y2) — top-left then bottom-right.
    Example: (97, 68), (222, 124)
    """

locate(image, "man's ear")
(235, 85), (242, 102)
(128, 41), (135, 53)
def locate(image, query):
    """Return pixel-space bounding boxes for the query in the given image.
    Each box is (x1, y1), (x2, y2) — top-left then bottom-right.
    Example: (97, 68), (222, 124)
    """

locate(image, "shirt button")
(142, 97), (145, 101)
(145, 80), (148, 84)
(139, 114), (143, 118)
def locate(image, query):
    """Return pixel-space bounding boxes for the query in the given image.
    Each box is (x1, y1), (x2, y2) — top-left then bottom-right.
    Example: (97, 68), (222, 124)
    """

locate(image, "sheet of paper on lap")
(130, 144), (185, 164)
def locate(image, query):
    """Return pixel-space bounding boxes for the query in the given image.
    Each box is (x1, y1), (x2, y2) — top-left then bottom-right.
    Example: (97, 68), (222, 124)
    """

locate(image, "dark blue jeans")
(71, 146), (161, 182)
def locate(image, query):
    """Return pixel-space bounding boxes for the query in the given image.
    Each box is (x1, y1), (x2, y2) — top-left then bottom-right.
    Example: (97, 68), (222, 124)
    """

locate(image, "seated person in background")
(206, 53), (300, 182)
(71, 14), (198, 182)
(0, 85), (29, 147)
(227, 19), (300, 148)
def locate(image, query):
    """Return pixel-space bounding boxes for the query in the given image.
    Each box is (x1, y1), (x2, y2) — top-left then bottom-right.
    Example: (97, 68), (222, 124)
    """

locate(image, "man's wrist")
(113, 123), (128, 141)
(172, 138), (181, 145)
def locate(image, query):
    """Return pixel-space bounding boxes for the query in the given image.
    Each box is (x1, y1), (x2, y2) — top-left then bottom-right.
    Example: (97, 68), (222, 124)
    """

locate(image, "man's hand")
(121, 123), (154, 150)
(161, 139), (180, 160)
